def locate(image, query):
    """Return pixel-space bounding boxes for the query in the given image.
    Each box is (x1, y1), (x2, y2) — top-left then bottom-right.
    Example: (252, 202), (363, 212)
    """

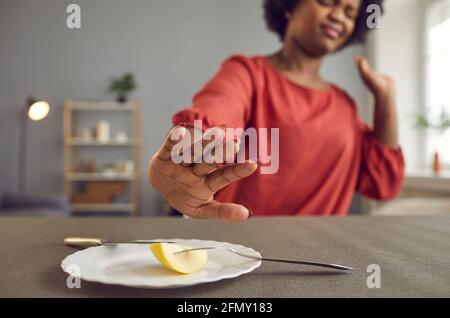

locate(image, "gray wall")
(0, 0), (367, 215)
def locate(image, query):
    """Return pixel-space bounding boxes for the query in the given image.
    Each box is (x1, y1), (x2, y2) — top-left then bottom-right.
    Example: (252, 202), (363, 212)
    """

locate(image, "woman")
(148, 0), (404, 221)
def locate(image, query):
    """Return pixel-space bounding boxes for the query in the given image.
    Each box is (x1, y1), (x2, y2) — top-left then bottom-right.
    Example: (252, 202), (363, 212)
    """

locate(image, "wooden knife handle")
(64, 237), (105, 248)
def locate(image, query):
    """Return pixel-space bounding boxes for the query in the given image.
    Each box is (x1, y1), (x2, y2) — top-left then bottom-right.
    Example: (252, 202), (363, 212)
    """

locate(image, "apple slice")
(150, 243), (208, 274)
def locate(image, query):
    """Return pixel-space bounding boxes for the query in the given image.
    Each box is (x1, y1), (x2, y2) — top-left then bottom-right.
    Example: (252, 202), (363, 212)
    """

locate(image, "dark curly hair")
(263, 0), (384, 47)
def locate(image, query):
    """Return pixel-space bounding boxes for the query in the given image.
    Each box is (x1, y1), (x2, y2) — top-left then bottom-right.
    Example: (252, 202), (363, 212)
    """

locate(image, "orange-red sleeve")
(356, 120), (405, 200)
(172, 55), (254, 130)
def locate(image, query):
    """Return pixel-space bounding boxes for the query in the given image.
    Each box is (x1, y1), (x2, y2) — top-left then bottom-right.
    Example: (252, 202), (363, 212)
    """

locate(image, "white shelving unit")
(63, 100), (141, 215)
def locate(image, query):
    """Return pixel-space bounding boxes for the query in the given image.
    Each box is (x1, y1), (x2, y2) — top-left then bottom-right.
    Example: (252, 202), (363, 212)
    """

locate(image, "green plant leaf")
(416, 108), (450, 134)
(108, 73), (137, 97)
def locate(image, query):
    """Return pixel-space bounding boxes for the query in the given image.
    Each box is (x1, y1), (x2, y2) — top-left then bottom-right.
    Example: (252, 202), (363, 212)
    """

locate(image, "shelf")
(407, 169), (450, 179)
(67, 101), (137, 111)
(64, 100), (141, 216)
(66, 173), (136, 181)
(70, 203), (135, 213)
(65, 138), (140, 146)
(405, 170), (450, 193)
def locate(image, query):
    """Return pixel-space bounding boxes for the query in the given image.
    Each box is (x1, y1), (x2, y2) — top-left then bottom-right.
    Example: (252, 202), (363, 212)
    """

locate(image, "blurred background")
(0, 0), (449, 217)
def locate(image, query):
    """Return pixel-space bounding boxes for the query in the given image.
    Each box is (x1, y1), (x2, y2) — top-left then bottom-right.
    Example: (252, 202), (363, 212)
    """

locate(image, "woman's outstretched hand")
(148, 126), (258, 221)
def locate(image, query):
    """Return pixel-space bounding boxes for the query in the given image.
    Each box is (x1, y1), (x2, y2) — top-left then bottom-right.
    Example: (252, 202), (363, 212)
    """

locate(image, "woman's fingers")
(191, 137), (240, 177)
(190, 126), (227, 164)
(193, 200), (251, 221)
(202, 138), (240, 165)
(150, 151), (195, 182)
(151, 137), (243, 192)
(176, 126), (226, 167)
(191, 162), (219, 177)
(157, 126), (187, 161)
(355, 55), (380, 84)
(159, 125), (239, 166)
(354, 55), (395, 97)
(155, 178), (250, 221)
(165, 191), (250, 221)
(165, 188), (213, 208)
(205, 161), (258, 193)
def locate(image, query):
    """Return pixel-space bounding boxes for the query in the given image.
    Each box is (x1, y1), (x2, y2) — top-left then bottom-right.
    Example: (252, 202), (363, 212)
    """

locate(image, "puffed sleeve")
(356, 120), (405, 200)
(172, 55), (254, 131)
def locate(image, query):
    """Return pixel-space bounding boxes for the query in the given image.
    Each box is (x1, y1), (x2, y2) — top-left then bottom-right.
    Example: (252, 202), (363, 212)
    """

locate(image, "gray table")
(1, 216), (450, 297)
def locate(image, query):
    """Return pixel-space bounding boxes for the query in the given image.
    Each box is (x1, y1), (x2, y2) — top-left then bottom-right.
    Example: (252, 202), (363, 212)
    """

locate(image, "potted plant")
(108, 73), (137, 103)
(416, 107), (450, 175)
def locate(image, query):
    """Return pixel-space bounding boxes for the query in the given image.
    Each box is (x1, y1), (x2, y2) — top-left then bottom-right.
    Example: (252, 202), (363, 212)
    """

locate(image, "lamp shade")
(27, 99), (50, 121)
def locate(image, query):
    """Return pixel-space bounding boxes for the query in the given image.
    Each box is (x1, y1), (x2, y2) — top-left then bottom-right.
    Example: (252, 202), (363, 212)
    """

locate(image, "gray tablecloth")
(1, 216), (450, 297)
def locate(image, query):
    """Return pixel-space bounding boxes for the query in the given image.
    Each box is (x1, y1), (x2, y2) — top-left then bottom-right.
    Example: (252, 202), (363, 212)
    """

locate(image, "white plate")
(61, 239), (262, 289)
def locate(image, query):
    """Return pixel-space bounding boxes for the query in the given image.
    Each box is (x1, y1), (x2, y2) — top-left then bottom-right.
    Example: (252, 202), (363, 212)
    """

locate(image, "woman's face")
(285, 0), (362, 56)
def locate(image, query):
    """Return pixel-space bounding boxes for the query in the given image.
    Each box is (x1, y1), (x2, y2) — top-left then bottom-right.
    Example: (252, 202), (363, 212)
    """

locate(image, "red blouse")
(172, 55), (405, 216)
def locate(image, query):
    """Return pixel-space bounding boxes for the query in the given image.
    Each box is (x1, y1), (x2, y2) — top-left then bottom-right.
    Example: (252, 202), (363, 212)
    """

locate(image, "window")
(424, 0), (450, 168)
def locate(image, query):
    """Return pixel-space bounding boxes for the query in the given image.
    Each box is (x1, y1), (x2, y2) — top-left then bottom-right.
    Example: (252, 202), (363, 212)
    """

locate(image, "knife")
(176, 247), (353, 271)
(64, 237), (174, 248)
